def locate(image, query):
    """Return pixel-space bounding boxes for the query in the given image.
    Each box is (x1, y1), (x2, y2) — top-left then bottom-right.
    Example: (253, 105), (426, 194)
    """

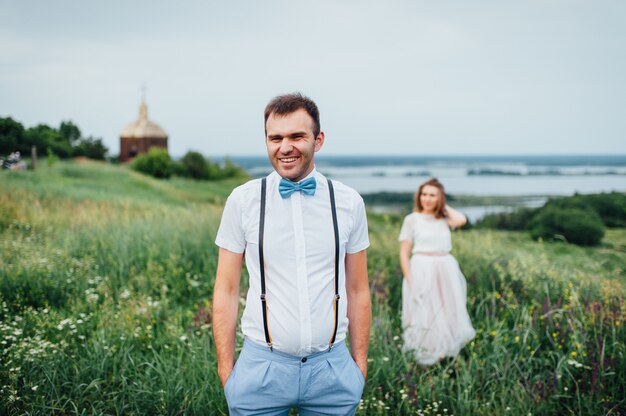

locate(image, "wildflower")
(570, 351), (577, 357)
(382, 357), (390, 362)
(566, 359), (583, 368)
(514, 336), (520, 343)
(31, 386), (38, 391)
(490, 331), (496, 336)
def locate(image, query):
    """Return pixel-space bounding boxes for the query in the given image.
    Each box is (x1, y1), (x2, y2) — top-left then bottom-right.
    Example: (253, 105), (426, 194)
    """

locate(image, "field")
(1, 160), (625, 415)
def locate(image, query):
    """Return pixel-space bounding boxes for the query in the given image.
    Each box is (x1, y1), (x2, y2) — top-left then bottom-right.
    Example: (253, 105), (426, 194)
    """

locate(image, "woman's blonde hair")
(414, 178), (447, 218)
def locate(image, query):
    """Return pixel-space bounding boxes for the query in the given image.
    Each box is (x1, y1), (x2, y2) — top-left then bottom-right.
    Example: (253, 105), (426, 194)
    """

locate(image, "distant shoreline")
(213, 154), (626, 168)
(362, 192), (553, 206)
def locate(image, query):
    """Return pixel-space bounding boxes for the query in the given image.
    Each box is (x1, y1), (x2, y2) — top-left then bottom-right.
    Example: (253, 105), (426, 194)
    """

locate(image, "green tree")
(132, 147), (174, 179)
(59, 121), (81, 146)
(0, 117), (25, 156)
(207, 159), (222, 179)
(25, 124), (72, 158)
(529, 205), (605, 246)
(181, 151), (210, 180)
(220, 156), (246, 179)
(545, 193), (626, 228)
(73, 136), (108, 160)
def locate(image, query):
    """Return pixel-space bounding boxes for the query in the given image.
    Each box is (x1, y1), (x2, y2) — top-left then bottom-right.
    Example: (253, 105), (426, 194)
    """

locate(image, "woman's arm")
(444, 205), (467, 228)
(399, 240), (412, 280)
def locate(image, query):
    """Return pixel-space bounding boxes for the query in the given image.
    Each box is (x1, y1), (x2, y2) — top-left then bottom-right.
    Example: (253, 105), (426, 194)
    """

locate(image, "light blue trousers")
(224, 338), (365, 416)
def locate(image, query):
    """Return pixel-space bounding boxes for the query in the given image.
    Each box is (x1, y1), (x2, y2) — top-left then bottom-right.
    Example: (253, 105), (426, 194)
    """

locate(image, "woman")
(398, 178), (475, 366)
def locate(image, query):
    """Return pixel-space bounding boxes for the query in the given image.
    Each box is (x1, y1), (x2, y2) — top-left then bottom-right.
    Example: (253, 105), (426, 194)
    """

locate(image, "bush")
(528, 206), (605, 246)
(72, 136), (108, 160)
(219, 157), (246, 179)
(181, 151), (210, 180)
(545, 193), (626, 228)
(475, 207), (538, 230)
(132, 148), (173, 179)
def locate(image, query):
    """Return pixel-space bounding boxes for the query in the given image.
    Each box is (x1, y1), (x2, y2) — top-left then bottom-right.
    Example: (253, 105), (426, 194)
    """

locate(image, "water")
(228, 155), (626, 221)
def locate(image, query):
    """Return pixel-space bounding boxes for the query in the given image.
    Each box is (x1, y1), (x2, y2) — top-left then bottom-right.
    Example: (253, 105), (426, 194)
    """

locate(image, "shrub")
(528, 205), (605, 246)
(475, 207), (538, 230)
(219, 157), (246, 179)
(545, 193), (626, 228)
(132, 148), (173, 179)
(181, 151), (210, 180)
(72, 136), (108, 160)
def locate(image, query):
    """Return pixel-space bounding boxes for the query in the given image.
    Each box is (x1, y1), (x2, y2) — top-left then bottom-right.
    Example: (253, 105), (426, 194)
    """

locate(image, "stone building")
(119, 100), (168, 163)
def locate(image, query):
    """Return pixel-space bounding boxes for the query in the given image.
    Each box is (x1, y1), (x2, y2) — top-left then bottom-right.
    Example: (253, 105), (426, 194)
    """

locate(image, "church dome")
(120, 101), (168, 139)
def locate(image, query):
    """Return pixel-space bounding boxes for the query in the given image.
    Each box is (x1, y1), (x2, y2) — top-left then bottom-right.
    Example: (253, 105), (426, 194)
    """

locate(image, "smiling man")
(212, 93), (371, 415)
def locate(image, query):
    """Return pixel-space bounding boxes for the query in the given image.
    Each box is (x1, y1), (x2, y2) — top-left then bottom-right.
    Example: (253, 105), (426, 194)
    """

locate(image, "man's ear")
(314, 131), (325, 152)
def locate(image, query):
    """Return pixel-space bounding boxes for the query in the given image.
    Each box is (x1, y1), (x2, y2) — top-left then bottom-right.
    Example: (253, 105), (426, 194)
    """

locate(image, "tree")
(0, 117), (25, 156)
(529, 206), (605, 246)
(25, 124), (72, 158)
(59, 121), (81, 146)
(220, 156), (246, 179)
(181, 151), (209, 179)
(132, 147), (174, 179)
(73, 136), (108, 160)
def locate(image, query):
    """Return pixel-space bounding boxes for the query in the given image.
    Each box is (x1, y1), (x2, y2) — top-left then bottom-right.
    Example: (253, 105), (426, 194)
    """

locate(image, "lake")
(227, 155), (626, 221)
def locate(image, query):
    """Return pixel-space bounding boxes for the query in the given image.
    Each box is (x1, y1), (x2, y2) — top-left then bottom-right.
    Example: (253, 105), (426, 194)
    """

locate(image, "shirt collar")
(271, 165), (318, 183)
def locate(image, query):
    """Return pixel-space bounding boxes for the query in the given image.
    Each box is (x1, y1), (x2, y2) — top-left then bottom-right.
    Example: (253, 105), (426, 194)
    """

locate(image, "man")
(212, 93), (371, 415)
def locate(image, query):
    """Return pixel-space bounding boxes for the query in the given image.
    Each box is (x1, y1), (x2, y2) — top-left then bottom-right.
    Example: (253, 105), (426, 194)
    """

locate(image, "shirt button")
(301, 357), (307, 363)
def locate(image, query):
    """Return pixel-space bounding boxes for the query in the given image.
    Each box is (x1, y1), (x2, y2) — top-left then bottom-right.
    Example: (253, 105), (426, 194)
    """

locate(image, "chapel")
(119, 100), (168, 163)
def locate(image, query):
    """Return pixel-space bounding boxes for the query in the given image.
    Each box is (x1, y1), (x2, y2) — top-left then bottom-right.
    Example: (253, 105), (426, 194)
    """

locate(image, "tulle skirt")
(402, 253), (476, 366)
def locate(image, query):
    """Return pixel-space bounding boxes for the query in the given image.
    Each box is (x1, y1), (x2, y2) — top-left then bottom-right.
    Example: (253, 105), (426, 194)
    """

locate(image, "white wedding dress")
(399, 212), (476, 366)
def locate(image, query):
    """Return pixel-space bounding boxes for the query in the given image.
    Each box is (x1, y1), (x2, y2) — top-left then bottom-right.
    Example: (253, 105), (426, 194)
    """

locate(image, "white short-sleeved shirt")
(398, 212), (452, 254)
(215, 168), (369, 355)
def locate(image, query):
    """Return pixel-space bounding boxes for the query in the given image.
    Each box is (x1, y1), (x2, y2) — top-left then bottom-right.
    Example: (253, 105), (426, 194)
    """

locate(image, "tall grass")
(1, 161), (624, 415)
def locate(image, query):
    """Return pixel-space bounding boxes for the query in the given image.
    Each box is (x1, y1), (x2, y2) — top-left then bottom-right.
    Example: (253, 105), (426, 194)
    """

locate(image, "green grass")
(1, 161), (624, 415)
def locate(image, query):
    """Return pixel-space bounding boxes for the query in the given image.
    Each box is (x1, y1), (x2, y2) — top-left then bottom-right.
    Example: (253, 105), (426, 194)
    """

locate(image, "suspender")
(258, 177), (340, 352)
(327, 178), (340, 349)
(259, 178), (272, 349)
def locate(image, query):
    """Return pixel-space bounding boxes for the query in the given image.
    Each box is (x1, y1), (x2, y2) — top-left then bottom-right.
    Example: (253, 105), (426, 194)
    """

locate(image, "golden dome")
(120, 101), (167, 139)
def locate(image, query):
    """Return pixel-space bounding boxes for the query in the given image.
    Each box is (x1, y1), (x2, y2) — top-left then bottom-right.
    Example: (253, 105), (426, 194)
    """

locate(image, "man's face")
(265, 109), (324, 182)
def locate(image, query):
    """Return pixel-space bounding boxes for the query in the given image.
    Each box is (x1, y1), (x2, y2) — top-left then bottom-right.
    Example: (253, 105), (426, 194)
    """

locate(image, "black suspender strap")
(327, 178), (340, 349)
(258, 177), (339, 352)
(259, 178), (272, 350)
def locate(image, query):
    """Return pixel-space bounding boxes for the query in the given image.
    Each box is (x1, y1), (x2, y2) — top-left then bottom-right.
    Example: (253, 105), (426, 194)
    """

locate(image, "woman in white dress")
(398, 178), (475, 366)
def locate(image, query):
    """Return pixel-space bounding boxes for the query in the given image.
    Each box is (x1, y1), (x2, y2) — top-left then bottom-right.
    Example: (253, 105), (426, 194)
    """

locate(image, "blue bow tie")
(279, 177), (317, 198)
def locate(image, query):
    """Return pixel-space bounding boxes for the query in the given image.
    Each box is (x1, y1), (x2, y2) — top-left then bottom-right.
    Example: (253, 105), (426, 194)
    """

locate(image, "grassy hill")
(1, 161), (624, 415)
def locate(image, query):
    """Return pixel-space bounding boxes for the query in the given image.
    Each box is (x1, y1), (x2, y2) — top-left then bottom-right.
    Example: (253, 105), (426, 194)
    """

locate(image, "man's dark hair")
(264, 93), (321, 138)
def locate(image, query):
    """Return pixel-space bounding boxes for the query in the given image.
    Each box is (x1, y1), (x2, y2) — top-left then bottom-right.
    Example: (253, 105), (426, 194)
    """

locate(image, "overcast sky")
(1, 1), (625, 157)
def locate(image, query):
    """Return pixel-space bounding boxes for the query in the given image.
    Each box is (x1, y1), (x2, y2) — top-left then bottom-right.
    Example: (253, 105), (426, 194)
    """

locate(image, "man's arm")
(345, 249), (371, 380)
(212, 247), (244, 386)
